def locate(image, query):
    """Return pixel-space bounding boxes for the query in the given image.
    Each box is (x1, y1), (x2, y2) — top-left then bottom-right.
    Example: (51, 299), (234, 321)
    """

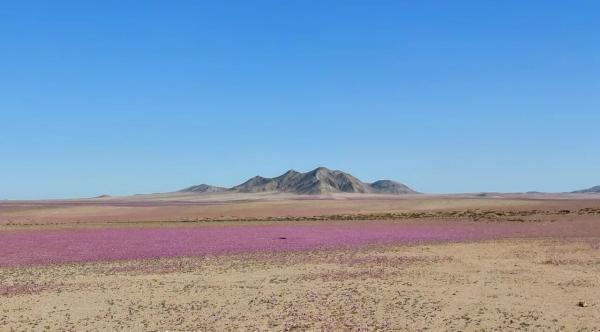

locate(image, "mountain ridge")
(181, 167), (417, 195)
(572, 185), (600, 194)
(180, 184), (228, 193)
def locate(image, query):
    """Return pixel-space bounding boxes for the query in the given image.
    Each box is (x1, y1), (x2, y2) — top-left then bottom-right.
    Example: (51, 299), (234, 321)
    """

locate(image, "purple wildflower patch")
(1, 220), (598, 267)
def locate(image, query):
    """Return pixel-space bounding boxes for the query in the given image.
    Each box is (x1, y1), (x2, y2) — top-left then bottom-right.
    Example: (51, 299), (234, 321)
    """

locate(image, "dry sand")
(1, 194), (599, 331)
(1, 239), (599, 331)
(2, 192), (599, 227)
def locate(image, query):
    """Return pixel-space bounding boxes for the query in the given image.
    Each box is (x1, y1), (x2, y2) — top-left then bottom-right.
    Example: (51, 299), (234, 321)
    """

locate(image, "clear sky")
(1, 1), (599, 199)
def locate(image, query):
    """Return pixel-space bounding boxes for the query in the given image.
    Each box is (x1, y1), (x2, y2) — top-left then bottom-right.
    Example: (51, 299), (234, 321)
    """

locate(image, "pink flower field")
(1, 220), (598, 267)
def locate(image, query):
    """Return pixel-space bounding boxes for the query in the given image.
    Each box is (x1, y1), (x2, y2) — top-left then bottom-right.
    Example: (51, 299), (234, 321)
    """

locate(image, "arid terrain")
(1, 192), (599, 331)
(4, 0), (598, 328)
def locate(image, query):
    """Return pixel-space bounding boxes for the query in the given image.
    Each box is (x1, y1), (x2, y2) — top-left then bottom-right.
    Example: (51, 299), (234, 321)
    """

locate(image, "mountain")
(370, 180), (416, 194)
(180, 184), (228, 193)
(92, 194), (112, 199)
(182, 167), (418, 195)
(231, 167), (374, 194)
(572, 185), (600, 194)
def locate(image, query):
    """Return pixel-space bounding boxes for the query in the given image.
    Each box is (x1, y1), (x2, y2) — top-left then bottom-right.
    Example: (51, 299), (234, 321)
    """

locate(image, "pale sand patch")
(1, 238), (599, 331)
(2, 195), (599, 226)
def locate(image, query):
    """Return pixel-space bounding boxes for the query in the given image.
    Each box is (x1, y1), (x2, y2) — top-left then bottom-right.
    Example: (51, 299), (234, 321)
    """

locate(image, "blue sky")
(1, 1), (599, 199)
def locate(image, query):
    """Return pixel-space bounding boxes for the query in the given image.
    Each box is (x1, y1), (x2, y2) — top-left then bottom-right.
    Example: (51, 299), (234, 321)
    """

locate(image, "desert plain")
(1, 192), (600, 331)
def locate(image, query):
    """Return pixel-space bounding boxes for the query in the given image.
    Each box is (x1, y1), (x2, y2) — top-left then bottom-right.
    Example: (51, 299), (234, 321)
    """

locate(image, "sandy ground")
(1, 239), (599, 331)
(1, 193), (599, 226)
(1, 194), (599, 331)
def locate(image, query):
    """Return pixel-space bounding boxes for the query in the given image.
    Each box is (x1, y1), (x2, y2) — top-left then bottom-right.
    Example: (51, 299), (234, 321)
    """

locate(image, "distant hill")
(572, 185), (600, 194)
(181, 167), (418, 195)
(92, 194), (112, 199)
(370, 180), (415, 194)
(180, 184), (228, 193)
